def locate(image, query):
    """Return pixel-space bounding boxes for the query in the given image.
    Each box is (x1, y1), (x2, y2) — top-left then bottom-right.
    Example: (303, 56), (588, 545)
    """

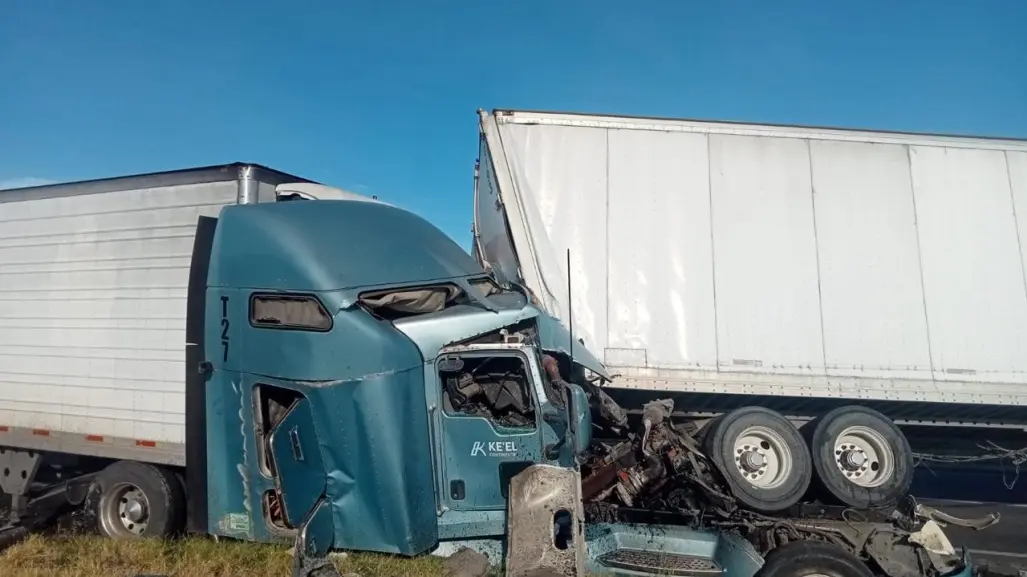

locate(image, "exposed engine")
(580, 397), (735, 517)
(539, 354), (1002, 577)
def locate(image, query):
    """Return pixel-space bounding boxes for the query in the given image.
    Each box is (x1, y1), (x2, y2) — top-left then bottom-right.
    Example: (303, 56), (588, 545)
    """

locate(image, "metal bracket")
(505, 464), (586, 577)
(0, 448), (42, 496)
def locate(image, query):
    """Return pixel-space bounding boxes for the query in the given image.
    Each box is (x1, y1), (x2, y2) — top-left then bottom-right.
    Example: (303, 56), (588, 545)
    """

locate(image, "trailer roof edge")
(0, 162), (316, 204)
(489, 108), (1027, 149)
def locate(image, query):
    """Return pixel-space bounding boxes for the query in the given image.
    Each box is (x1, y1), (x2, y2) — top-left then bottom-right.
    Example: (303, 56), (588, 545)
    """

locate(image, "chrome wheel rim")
(99, 482), (150, 537)
(833, 425), (895, 488)
(733, 425), (794, 490)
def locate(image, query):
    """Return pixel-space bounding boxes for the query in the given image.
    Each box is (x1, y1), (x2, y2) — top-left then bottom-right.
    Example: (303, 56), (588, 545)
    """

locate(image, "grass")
(0, 534), (448, 577)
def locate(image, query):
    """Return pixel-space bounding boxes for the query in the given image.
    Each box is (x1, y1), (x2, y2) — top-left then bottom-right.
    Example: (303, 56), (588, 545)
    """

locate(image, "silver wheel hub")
(733, 426), (794, 489)
(833, 425), (895, 488)
(123, 493), (147, 524)
(840, 448), (867, 470)
(740, 450), (766, 472)
(100, 484), (151, 537)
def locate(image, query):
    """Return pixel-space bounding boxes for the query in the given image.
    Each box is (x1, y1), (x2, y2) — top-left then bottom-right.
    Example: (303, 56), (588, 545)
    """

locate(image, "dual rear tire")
(92, 460), (186, 539)
(702, 405), (913, 512)
(802, 406), (913, 510)
(702, 407), (811, 513)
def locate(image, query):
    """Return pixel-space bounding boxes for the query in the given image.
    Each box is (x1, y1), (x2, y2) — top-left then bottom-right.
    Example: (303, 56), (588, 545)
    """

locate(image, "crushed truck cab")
(198, 197), (602, 554)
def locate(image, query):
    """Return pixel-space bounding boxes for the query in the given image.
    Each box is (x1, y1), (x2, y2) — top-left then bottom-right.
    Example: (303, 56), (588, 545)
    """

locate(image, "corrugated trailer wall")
(478, 111), (1027, 414)
(0, 179), (240, 465)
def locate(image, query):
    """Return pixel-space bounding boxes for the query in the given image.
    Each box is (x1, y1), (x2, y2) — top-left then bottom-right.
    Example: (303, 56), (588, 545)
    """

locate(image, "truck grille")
(597, 549), (722, 576)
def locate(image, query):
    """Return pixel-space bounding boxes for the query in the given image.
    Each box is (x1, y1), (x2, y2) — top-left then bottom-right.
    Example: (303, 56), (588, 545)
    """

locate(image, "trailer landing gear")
(0, 447), (98, 552)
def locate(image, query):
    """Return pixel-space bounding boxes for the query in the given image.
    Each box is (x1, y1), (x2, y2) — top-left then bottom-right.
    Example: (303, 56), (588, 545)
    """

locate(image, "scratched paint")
(231, 376), (253, 536)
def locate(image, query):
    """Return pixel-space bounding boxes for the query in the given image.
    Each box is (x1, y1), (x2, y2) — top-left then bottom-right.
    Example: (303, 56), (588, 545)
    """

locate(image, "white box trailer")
(473, 109), (1027, 434)
(0, 164), (349, 466)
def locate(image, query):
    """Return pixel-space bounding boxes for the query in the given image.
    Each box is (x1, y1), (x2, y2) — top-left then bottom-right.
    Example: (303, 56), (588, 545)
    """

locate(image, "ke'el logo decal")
(471, 441), (518, 457)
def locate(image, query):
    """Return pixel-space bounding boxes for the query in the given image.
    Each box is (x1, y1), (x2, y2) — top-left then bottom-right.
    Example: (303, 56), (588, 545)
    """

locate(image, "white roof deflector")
(276, 182), (389, 205)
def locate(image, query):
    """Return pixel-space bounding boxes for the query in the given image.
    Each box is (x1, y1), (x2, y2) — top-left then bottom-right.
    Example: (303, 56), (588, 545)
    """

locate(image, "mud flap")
(505, 464), (586, 577)
(269, 397), (328, 528)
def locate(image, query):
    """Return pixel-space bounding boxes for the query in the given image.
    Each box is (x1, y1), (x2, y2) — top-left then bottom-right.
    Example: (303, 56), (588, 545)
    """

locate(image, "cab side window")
(439, 355), (537, 430)
(250, 294), (332, 331)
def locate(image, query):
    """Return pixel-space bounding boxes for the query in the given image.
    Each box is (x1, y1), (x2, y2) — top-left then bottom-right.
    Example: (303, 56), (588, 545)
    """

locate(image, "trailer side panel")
(0, 179), (238, 465)
(476, 110), (1027, 423)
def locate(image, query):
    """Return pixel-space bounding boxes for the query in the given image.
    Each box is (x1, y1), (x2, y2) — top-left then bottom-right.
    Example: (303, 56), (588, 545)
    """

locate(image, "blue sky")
(2, 0), (1025, 246)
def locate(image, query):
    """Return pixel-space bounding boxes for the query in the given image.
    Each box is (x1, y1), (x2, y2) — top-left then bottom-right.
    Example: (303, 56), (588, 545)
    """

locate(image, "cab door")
(267, 393), (328, 528)
(433, 351), (544, 512)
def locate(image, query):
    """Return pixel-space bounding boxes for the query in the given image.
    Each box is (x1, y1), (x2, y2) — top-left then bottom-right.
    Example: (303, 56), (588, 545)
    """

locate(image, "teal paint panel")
(304, 366), (439, 556)
(208, 199), (484, 293)
(269, 396), (328, 527)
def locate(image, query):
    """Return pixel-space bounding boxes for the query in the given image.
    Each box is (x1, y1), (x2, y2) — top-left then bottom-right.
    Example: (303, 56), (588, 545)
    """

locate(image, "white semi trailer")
(473, 108), (1027, 505)
(0, 164), (365, 469)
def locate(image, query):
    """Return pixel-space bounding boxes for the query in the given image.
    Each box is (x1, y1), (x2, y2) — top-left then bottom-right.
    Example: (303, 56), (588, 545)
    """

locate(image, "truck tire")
(696, 416), (721, 446)
(803, 405), (913, 510)
(702, 406), (811, 513)
(94, 460), (186, 539)
(756, 541), (873, 577)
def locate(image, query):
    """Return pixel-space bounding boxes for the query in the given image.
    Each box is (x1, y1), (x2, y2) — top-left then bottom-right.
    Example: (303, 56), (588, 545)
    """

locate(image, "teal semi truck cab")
(192, 197), (616, 555)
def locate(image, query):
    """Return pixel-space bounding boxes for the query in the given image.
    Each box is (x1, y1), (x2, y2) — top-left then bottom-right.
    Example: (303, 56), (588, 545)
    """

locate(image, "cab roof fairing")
(208, 199), (486, 293)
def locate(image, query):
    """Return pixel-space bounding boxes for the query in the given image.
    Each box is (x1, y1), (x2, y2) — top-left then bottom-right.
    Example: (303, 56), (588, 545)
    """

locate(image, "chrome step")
(598, 549), (724, 576)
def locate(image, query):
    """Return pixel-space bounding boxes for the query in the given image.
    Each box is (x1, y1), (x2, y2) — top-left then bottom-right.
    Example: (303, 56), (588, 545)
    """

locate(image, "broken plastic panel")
(359, 278), (502, 321)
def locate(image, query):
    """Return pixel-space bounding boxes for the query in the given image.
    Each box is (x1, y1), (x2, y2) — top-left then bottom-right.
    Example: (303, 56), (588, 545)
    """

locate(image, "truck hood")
(392, 292), (610, 381)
